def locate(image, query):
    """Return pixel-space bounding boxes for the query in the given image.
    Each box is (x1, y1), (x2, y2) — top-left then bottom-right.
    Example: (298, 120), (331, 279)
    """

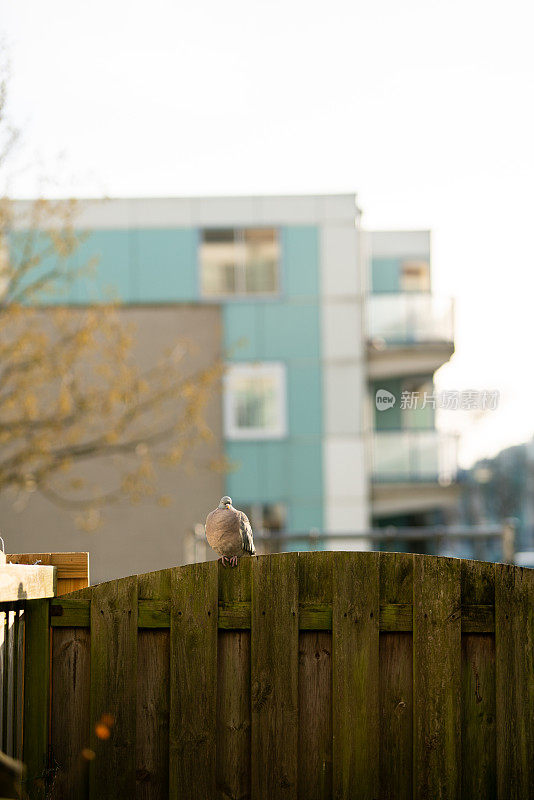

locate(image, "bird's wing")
(238, 511), (255, 555)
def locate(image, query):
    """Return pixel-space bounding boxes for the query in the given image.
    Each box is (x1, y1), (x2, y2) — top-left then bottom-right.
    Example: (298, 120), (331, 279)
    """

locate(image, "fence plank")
(23, 599), (50, 800)
(461, 559), (496, 800)
(5, 611), (15, 757)
(495, 563), (534, 799)
(217, 558), (252, 800)
(89, 576), (138, 800)
(11, 610), (20, 760)
(15, 610), (24, 761)
(51, 627), (91, 800)
(2, 610), (9, 753)
(379, 552), (413, 800)
(413, 555), (461, 800)
(332, 551), (380, 800)
(169, 561), (218, 800)
(298, 551), (333, 800)
(0, 609), (4, 753)
(251, 552), (299, 800)
(137, 569), (171, 800)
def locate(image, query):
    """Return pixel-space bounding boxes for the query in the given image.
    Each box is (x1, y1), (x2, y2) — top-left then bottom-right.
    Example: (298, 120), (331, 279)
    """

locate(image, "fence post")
(22, 599), (50, 800)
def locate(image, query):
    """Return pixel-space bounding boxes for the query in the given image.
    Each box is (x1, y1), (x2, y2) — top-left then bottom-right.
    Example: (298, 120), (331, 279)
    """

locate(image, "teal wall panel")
(73, 231), (132, 302)
(223, 302), (320, 361)
(288, 441), (323, 498)
(371, 257), (400, 293)
(222, 304), (260, 359)
(281, 227), (319, 297)
(223, 225), (324, 533)
(287, 364), (322, 437)
(372, 377), (403, 430)
(133, 228), (198, 302)
(12, 228), (200, 304)
(289, 501), (324, 537)
(7, 231), (80, 304)
(261, 303), (320, 359)
(225, 444), (261, 500)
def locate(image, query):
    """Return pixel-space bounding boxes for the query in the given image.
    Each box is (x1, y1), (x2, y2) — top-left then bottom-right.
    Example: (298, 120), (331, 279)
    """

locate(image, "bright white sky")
(2, 0), (534, 468)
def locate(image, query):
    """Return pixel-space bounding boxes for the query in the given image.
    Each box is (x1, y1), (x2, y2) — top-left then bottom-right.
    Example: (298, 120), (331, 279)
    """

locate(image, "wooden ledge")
(0, 564), (56, 602)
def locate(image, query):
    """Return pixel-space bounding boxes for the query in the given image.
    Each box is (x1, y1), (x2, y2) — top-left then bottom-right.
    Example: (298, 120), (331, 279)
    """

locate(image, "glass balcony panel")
(368, 294), (454, 345)
(372, 431), (457, 483)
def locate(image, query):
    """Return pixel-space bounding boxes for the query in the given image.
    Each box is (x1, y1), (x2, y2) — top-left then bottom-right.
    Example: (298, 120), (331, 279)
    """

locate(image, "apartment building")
(367, 230), (459, 542)
(2, 195), (457, 578)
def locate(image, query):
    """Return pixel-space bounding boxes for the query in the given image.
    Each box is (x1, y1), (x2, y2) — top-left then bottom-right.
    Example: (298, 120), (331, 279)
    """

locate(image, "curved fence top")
(20, 551), (534, 800)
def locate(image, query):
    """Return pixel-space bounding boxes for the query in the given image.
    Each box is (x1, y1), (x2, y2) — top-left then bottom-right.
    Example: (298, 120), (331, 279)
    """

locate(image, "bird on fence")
(205, 496), (256, 567)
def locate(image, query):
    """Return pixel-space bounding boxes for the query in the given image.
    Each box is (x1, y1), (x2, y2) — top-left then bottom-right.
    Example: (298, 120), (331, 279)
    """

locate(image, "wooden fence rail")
(7, 552), (534, 800)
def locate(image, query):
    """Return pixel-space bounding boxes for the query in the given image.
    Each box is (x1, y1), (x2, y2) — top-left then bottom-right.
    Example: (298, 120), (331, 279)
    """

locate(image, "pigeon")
(205, 496), (256, 567)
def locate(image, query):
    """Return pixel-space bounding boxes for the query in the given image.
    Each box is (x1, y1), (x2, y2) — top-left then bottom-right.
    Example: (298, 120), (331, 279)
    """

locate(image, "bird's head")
(218, 496), (232, 509)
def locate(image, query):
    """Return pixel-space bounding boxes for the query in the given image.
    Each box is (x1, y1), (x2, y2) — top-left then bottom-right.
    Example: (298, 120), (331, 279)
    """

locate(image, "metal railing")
(191, 521), (517, 564)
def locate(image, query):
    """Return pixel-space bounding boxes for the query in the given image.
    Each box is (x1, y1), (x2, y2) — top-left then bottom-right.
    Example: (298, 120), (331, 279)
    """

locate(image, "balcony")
(370, 430), (460, 517)
(371, 430), (457, 483)
(367, 294), (455, 379)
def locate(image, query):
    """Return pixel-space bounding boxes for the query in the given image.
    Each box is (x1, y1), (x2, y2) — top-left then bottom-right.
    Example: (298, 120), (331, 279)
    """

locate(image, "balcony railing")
(371, 430), (458, 483)
(367, 293), (454, 345)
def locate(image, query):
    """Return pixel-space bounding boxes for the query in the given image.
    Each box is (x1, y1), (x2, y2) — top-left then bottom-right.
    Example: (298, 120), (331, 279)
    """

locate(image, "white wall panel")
(324, 437), (367, 502)
(320, 224), (360, 297)
(323, 364), (364, 436)
(370, 230), (430, 258)
(321, 301), (364, 361)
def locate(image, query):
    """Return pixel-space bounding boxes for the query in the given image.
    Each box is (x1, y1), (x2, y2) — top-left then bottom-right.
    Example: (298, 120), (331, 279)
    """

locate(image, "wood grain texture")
(48, 597), (495, 632)
(11, 610), (21, 760)
(1, 610), (9, 754)
(460, 560), (496, 800)
(51, 627), (91, 800)
(136, 568), (171, 800)
(50, 599), (90, 627)
(26, 553), (533, 799)
(379, 552), (413, 800)
(0, 609), (4, 753)
(495, 563), (534, 799)
(22, 599), (50, 800)
(15, 610), (24, 761)
(298, 551), (333, 800)
(7, 553), (88, 578)
(5, 611), (15, 757)
(251, 552), (299, 800)
(332, 551), (380, 800)
(413, 555), (461, 800)
(169, 561), (218, 800)
(89, 576), (138, 800)
(217, 558), (251, 800)
(0, 564), (56, 602)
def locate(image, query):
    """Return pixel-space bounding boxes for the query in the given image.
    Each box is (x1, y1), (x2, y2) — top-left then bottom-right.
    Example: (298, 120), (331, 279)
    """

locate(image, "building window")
(200, 228), (279, 297)
(400, 259), (430, 292)
(224, 362), (287, 440)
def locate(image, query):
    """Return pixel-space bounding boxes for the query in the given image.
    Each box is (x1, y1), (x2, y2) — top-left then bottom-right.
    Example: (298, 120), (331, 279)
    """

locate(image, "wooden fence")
(14, 552), (534, 799)
(0, 553), (89, 798)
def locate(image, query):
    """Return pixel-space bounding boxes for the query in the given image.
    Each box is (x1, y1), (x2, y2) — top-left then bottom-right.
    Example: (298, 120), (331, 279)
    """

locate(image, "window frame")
(199, 226), (281, 300)
(223, 362), (288, 441)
